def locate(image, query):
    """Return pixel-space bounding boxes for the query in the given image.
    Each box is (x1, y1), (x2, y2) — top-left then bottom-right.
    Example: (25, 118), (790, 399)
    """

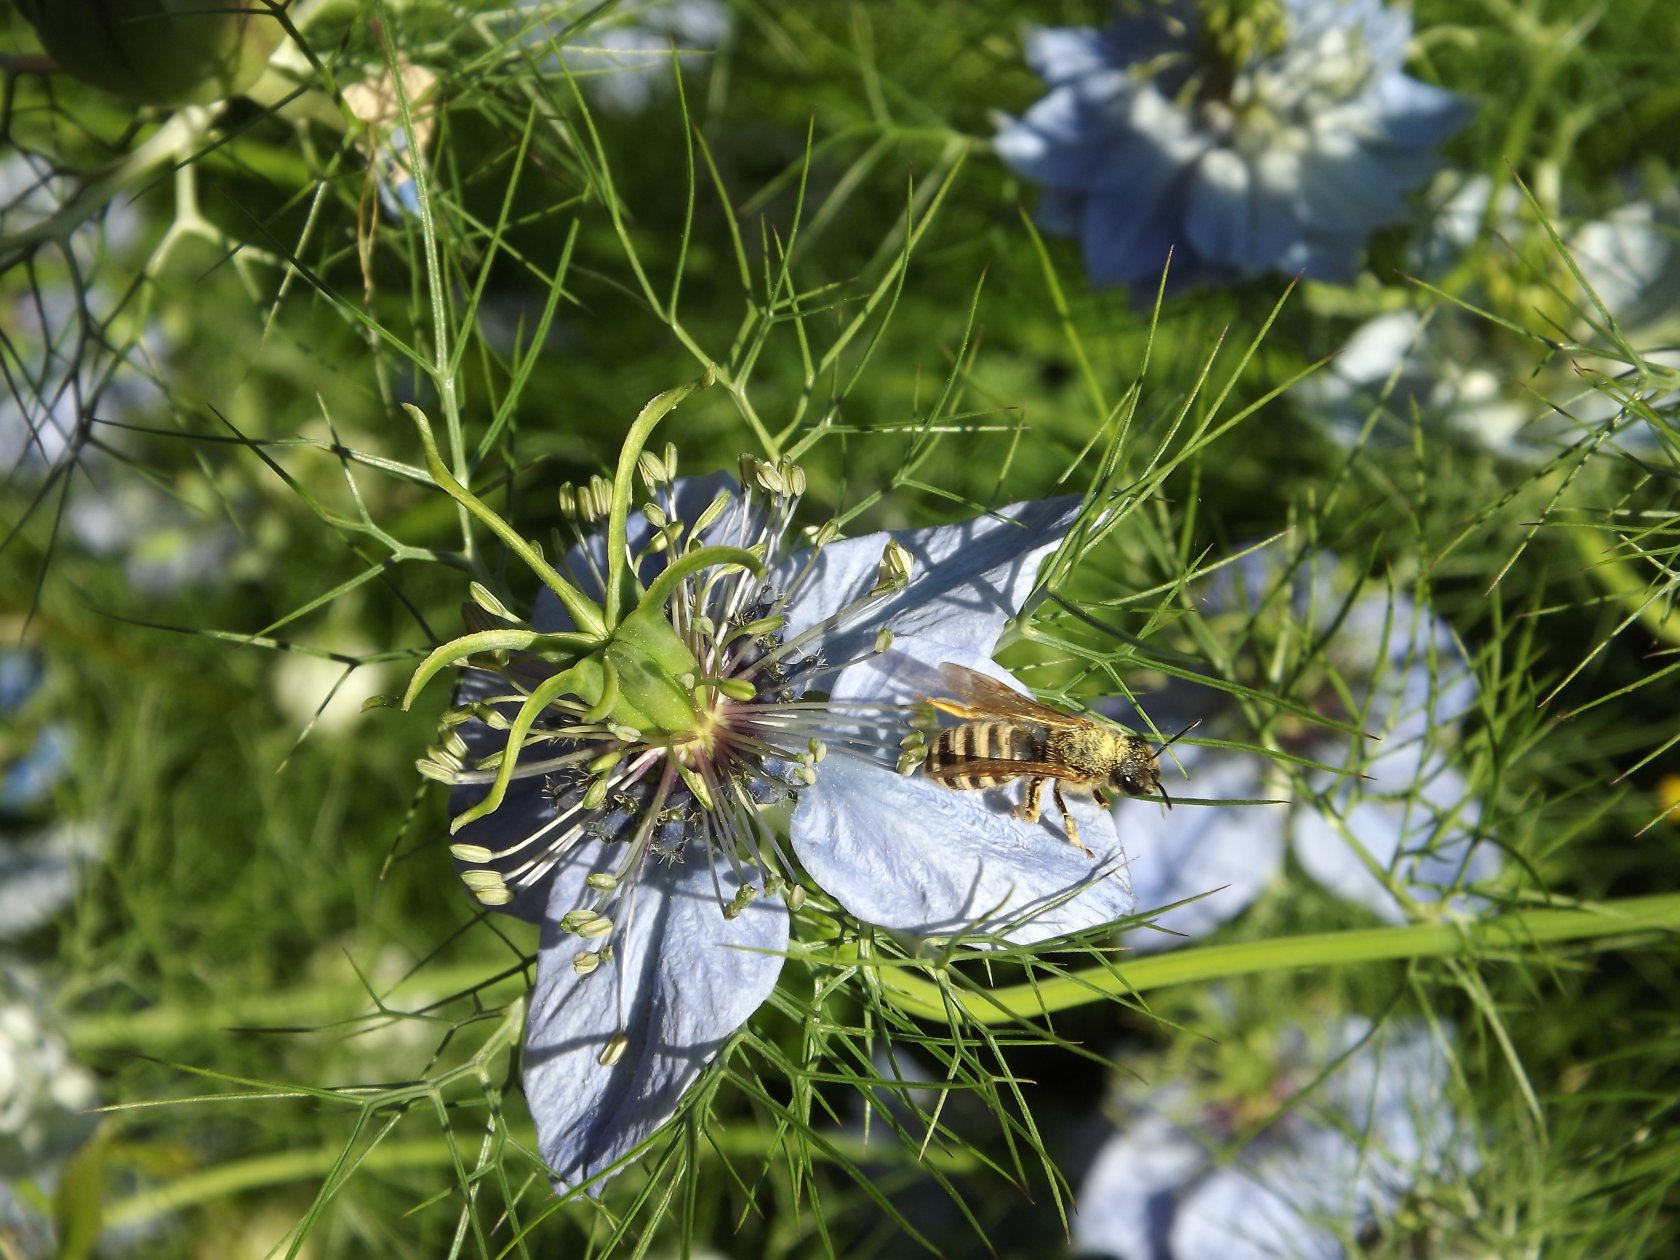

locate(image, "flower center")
(429, 455), (919, 952)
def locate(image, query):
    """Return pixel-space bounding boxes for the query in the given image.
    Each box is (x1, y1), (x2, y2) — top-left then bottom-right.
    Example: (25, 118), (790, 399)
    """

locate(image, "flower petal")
(524, 852), (788, 1190)
(790, 754), (1134, 944)
(0, 834), (77, 939)
(1120, 753), (1284, 952)
(1172, 1127), (1359, 1260)
(1022, 25), (1117, 84)
(1321, 1019), (1482, 1191)
(1294, 757), (1489, 923)
(782, 497), (1080, 707)
(1073, 1099), (1209, 1260)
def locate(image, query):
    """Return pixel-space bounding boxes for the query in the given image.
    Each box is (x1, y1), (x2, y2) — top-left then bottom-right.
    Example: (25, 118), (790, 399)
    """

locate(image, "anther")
(723, 883), (759, 920)
(872, 539), (913, 594)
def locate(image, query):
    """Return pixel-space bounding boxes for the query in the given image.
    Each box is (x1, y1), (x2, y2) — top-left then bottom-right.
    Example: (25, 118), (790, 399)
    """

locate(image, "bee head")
(1123, 719), (1198, 809)
(1110, 740), (1165, 804)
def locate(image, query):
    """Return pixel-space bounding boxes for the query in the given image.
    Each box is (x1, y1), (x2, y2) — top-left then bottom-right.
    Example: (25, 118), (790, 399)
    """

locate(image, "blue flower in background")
(1, 650), (98, 939)
(1120, 549), (1496, 950)
(1075, 1016), (1478, 1258)
(994, 0), (1469, 293)
(445, 468), (1137, 1189)
(1302, 177), (1680, 453)
(0, 962), (101, 1255)
(1, 153), (157, 476)
(1, 650), (70, 816)
(516, 0), (730, 116)
(342, 61), (438, 223)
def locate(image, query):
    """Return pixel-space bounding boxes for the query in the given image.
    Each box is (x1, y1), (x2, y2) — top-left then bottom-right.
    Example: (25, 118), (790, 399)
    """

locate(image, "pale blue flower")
(1121, 550), (1495, 950)
(515, 0), (730, 115)
(0, 723), (70, 814)
(1, 153), (158, 476)
(1075, 1017), (1478, 1259)
(1292, 308), (1532, 450)
(993, 0), (1469, 293)
(446, 469), (1138, 1189)
(0, 962), (99, 1179)
(0, 656), (42, 717)
(0, 962), (101, 1258)
(1, 648), (70, 815)
(1, 651), (98, 939)
(1309, 177), (1680, 453)
(64, 474), (243, 595)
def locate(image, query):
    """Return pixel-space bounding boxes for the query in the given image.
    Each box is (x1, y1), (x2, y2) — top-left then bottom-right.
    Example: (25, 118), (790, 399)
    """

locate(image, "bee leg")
(1052, 783), (1094, 857)
(1012, 776), (1046, 824)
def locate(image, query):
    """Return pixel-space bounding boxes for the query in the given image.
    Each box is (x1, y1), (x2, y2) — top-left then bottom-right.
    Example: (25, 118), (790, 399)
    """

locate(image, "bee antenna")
(1158, 718), (1200, 752)
(1158, 781), (1173, 810)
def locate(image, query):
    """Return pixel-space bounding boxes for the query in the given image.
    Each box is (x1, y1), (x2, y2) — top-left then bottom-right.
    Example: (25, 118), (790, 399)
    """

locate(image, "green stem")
(99, 1120), (976, 1232)
(403, 404), (606, 637)
(0, 106), (215, 259)
(878, 893), (1680, 1022)
(66, 965), (523, 1053)
(1573, 525), (1680, 647)
(637, 544), (764, 614)
(102, 1137), (459, 1231)
(448, 665), (587, 832)
(604, 374), (714, 628)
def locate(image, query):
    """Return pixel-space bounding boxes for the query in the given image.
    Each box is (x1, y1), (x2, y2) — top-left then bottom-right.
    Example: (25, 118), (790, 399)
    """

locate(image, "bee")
(920, 662), (1171, 856)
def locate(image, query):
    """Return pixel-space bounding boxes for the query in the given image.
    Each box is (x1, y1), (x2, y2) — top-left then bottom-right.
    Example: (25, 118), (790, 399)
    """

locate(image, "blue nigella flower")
(515, 0), (730, 116)
(1, 152), (156, 476)
(993, 0), (1470, 293)
(1119, 548), (1497, 950)
(438, 462), (1142, 1190)
(1074, 1015), (1478, 1258)
(0, 962), (101, 1252)
(1, 649), (96, 939)
(1303, 177), (1680, 453)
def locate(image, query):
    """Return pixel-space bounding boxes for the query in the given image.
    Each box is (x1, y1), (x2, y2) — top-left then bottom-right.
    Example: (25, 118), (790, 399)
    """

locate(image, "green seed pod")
(16, 0), (286, 105)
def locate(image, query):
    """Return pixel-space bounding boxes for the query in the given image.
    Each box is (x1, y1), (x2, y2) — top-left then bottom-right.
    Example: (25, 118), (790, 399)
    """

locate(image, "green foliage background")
(2, 0), (1678, 1255)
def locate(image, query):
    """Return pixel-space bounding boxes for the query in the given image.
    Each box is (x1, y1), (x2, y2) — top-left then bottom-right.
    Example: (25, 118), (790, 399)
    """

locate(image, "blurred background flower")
(0, 962), (97, 1178)
(344, 59), (441, 222)
(1119, 549), (1497, 950)
(511, 0), (730, 115)
(0, 648), (103, 942)
(1073, 1015), (1478, 1259)
(994, 0), (1469, 294)
(1, 154), (155, 480)
(1299, 174), (1680, 454)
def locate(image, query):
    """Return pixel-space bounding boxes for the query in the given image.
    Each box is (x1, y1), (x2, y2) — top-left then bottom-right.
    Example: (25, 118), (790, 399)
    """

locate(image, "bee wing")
(933, 662), (1088, 728)
(927, 756), (1087, 783)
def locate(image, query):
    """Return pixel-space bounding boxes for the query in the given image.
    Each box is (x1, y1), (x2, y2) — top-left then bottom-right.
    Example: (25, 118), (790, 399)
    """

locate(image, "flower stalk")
(876, 891), (1680, 1021)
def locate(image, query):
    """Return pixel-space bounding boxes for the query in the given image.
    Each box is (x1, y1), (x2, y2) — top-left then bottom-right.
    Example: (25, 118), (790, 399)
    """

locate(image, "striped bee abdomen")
(926, 720), (1043, 791)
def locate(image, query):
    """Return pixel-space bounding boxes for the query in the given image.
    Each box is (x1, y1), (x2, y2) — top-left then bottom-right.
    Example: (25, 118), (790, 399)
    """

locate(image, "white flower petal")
(790, 755), (1134, 945)
(524, 853), (787, 1190)
(1023, 25), (1115, 84)
(1294, 759), (1488, 923)
(784, 497), (1080, 707)
(1172, 1149), (1350, 1260)
(0, 837), (77, 939)
(1120, 754), (1284, 952)
(1073, 1098), (1209, 1259)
